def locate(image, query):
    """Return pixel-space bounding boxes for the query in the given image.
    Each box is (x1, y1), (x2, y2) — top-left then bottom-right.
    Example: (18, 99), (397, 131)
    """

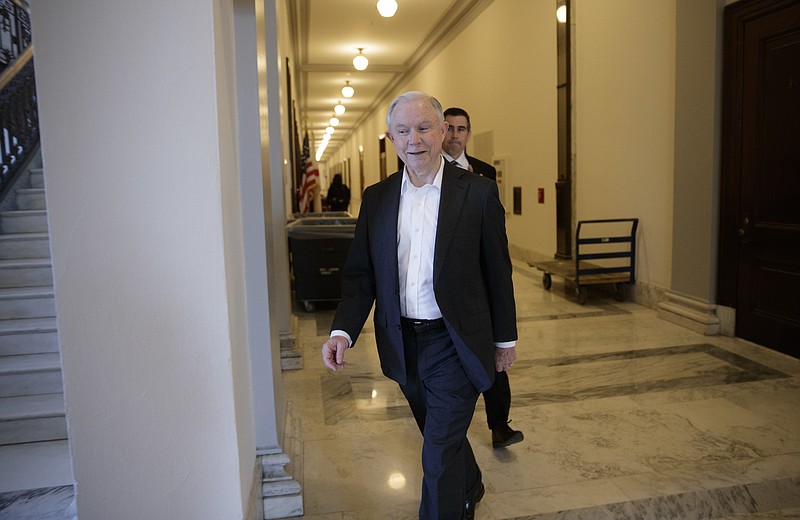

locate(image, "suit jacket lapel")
(378, 172), (402, 289)
(434, 165), (468, 284)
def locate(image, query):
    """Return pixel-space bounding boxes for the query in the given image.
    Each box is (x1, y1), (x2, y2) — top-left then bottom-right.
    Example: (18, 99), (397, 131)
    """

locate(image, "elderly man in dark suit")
(322, 91), (517, 519)
(442, 106), (524, 450)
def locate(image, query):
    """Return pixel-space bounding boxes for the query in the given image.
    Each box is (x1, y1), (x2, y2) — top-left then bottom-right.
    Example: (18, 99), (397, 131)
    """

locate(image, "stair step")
(0, 394), (67, 445)
(0, 160), (60, 447)
(28, 169), (44, 189)
(0, 233), (51, 260)
(0, 353), (62, 398)
(0, 317), (58, 356)
(0, 210), (48, 234)
(0, 393), (65, 420)
(15, 188), (46, 211)
(0, 258), (53, 288)
(0, 287), (56, 320)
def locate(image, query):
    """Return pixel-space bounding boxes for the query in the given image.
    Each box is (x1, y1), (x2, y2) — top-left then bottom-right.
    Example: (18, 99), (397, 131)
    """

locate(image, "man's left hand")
(495, 346), (516, 372)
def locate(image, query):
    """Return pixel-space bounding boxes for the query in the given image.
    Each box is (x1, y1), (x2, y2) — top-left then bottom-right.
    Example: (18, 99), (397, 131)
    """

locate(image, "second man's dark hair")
(443, 107), (471, 132)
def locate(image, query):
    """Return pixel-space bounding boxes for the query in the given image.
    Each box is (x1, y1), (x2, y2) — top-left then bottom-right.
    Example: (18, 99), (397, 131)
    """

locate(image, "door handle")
(738, 216), (751, 241)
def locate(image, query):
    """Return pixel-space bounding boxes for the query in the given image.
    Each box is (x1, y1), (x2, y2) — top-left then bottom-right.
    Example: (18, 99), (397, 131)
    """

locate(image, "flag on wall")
(298, 131), (320, 213)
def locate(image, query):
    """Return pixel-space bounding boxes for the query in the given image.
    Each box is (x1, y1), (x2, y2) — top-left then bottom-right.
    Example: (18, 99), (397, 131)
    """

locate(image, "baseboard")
(658, 291), (720, 335)
(280, 316), (302, 371)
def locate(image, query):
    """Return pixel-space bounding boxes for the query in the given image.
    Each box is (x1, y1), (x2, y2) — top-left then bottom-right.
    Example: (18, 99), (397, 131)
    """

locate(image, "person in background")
(443, 106), (524, 449)
(326, 173), (350, 211)
(442, 107), (495, 180)
(322, 92), (518, 519)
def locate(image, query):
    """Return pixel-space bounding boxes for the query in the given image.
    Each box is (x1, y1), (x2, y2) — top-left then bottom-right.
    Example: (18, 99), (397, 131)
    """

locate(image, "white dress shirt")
(397, 160), (444, 319)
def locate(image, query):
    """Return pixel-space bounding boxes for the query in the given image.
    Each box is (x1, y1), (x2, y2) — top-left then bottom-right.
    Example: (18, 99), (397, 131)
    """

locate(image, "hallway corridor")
(282, 259), (800, 519)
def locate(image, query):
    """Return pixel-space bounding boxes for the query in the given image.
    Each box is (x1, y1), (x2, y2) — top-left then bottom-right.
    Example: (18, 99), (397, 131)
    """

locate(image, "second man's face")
(443, 115), (470, 159)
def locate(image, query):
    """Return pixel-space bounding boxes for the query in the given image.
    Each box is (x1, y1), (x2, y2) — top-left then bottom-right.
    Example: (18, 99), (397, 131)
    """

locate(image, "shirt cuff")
(330, 330), (353, 348)
(494, 341), (516, 349)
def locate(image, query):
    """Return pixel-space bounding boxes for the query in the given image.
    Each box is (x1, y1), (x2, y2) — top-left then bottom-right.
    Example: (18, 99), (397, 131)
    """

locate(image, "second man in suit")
(442, 106), (524, 449)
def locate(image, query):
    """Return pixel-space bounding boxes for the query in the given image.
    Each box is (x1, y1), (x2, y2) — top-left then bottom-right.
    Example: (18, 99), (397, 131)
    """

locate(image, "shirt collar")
(401, 157), (445, 194)
(442, 151), (469, 170)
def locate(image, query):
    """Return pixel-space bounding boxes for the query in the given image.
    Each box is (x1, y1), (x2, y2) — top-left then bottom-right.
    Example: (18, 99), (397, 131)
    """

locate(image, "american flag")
(298, 131), (320, 213)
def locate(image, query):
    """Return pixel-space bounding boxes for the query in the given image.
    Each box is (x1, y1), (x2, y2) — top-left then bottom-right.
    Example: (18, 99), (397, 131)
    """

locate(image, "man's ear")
(385, 131), (394, 144)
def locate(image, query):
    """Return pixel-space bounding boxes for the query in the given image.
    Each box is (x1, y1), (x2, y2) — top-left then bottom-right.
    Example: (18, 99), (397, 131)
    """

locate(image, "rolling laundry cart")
(531, 218), (639, 304)
(287, 216), (356, 312)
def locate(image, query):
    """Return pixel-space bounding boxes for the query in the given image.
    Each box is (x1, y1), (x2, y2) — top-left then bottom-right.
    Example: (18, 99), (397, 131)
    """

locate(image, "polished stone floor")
(2, 259), (799, 519)
(281, 259), (800, 519)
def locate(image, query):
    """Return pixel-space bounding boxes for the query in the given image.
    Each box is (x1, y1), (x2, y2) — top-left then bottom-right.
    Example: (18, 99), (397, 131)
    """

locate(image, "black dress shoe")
(492, 422), (524, 448)
(463, 478), (485, 520)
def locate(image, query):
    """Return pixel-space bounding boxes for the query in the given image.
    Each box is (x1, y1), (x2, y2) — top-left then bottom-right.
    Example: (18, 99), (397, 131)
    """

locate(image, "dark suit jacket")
(331, 162), (517, 392)
(466, 154), (497, 181)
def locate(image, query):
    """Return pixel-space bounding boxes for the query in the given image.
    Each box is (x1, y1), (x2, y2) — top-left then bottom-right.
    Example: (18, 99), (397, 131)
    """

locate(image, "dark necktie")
(450, 159), (474, 173)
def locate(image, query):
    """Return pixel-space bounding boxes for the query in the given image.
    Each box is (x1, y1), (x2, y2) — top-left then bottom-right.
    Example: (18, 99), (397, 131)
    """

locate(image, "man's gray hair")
(386, 91), (444, 127)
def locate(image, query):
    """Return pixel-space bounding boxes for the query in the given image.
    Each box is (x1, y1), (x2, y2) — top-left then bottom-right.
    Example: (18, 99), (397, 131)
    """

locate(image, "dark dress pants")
(399, 320), (481, 520)
(482, 369), (511, 430)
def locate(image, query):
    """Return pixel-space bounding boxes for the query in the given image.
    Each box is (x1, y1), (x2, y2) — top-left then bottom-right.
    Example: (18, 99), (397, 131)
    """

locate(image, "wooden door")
(720, 0), (800, 357)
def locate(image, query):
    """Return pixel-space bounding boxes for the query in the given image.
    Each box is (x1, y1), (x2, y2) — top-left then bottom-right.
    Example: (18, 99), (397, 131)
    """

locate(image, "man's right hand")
(322, 335), (350, 371)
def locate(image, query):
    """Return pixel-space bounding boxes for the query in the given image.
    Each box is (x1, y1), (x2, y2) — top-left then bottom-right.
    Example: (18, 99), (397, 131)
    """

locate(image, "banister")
(0, 0), (37, 202)
(0, 44), (32, 91)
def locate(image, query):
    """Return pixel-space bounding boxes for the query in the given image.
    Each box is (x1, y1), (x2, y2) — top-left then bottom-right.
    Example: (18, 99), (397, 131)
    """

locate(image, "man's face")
(386, 99), (447, 176)
(443, 115), (470, 158)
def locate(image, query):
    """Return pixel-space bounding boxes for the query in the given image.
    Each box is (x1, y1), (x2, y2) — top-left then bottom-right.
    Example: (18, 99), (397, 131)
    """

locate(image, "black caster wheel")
(576, 286), (588, 305)
(613, 283), (628, 302)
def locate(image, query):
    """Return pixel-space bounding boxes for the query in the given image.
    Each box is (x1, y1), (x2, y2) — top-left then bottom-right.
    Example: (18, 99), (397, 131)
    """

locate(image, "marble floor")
(2, 259), (798, 519)
(281, 259), (800, 519)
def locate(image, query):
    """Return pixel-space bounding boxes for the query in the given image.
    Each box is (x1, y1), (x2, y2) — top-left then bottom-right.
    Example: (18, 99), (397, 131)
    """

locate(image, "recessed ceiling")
(291, 0), (493, 160)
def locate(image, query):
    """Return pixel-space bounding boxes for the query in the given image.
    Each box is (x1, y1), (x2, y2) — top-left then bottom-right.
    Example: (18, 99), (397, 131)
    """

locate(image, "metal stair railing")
(0, 0), (36, 202)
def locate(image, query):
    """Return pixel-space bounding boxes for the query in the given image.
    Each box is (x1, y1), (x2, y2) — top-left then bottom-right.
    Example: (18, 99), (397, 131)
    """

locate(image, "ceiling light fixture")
(353, 48), (369, 71)
(556, 5), (567, 23)
(341, 80), (354, 98)
(329, 116), (340, 126)
(376, 0), (398, 18)
(326, 126), (335, 135)
(334, 101), (346, 116)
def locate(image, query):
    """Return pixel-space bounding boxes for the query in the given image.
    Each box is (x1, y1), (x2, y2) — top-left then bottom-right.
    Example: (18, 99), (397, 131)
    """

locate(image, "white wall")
(404, 0), (559, 256)
(670, 0), (723, 302)
(329, 0), (558, 255)
(575, 0), (676, 290)
(322, 0), (686, 298)
(31, 0), (255, 517)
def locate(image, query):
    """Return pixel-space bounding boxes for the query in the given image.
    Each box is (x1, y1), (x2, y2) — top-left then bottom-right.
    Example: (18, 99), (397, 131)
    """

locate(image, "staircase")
(0, 155), (66, 448)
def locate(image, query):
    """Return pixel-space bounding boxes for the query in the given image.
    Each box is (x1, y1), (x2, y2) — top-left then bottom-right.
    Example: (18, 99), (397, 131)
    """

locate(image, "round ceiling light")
(341, 80), (354, 98)
(376, 0), (398, 18)
(353, 48), (369, 71)
(556, 5), (567, 23)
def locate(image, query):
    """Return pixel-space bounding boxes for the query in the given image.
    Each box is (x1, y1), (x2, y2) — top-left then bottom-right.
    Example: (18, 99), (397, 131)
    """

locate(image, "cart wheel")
(576, 286), (588, 305)
(613, 283), (628, 302)
(302, 300), (315, 312)
(542, 272), (552, 290)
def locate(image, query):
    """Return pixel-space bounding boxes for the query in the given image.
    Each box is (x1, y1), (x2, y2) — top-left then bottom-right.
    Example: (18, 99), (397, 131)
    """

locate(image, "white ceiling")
(289, 0), (494, 160)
